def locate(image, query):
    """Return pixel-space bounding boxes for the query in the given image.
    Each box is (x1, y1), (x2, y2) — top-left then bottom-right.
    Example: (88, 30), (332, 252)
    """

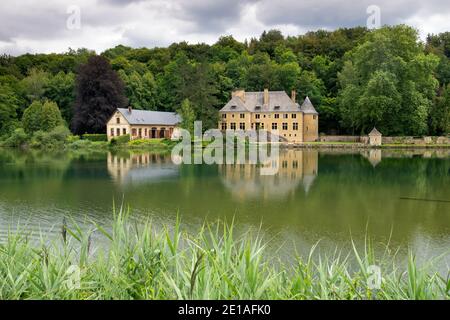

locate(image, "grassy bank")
(0, 208), (448, 300)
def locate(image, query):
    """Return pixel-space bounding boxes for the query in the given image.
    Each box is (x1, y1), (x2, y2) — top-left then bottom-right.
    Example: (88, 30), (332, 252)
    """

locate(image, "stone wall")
(319, 135), (450, 145)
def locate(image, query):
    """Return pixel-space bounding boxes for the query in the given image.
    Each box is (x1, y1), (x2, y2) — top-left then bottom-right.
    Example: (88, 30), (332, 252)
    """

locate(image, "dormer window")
(255, 106), (261, 111)
(231, 105), (237, 110)
(274, 106), (280, 110)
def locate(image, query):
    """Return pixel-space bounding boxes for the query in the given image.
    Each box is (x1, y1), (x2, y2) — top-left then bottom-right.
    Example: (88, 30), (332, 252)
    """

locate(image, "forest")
(0, 24), (449, 141)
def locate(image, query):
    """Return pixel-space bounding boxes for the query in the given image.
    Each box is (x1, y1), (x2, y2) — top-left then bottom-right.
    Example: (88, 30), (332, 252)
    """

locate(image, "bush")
(4, 128), (28, 147)
(109, 134), (130, 146)
(69, 139), (93, 149)
(82, 134), (107, 142)
(30, 125), (71, 149)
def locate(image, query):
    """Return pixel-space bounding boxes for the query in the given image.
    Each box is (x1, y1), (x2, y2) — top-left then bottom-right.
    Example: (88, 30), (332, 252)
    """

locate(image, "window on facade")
(274, 114), (280, 119)
(272, 123), (278, 130)
(255, 106), (261, 110)
(255, 114), (260, 119)
(292, 114), (297, 119)
(123, 128), (126, 135)
(221, 122), (227, 130)
(222, 114), (226, 119)
(231, 106), (237, 110)
(132, 128), (137, 136)
(240, 114), (245, 119)
(111, 128), (114, 136)
(116, 117), (120, 124)
(232, 114), (235, 118)
(293, 122), (299, 131)
(283, 114), (288, 119)
(239, 123), (245, 130)
(116, 128), (120, 136)
(230, 123), (236, 130)
(274, 106), (280, 110)
(313, 115), (317, 120)
(260, 123), (264, 129)
(282, 123), (288, 130)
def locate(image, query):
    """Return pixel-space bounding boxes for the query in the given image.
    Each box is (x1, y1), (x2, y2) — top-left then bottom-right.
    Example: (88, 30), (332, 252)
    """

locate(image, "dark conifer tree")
(71, 55), (127, 134)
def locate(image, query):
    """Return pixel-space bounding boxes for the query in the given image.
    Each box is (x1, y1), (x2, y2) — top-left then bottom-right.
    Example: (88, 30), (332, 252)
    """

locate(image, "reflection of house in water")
(219, 150), (318, 200)
(107, 153), (178, 184)
(361, 149), (382, 167)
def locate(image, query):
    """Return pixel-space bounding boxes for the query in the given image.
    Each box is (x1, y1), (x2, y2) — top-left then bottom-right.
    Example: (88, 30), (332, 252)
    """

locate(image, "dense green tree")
(178, 98), (195, 134)
(0, 84), (19, 135)
(338, 25), (439, 135)
(20, 68), (49, 102)
(430, 85), (450, 135)
(43, 71), (75, 121)
(22, 100), (64, 134)
(71, 55), (128, 134)
(119, 70), (157, 110)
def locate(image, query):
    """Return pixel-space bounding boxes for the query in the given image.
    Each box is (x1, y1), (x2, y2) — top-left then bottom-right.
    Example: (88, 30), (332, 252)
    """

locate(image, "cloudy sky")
(1, 0), (450, 55)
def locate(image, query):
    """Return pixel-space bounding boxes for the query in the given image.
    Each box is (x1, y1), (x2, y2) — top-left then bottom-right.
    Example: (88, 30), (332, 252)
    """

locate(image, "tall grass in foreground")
(0, 207), (448, 300)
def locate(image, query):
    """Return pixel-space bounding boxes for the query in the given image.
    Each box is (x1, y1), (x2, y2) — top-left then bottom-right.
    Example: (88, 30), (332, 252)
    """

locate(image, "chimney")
(264, 88), (269, 105)
(291, 90), (296, 103)
(128, 106), (132, 113)
(232, 89), (246, 102)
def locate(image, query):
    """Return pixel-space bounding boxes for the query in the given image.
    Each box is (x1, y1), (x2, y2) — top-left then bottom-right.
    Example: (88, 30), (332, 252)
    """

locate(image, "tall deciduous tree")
(44, 71), (75, 122)
(178, 98), (195, 134)
(338, 25), (439, 135)
(22, 100), (63, 134)
(0, 84), (19, 135)
(71, 55), (128, 134)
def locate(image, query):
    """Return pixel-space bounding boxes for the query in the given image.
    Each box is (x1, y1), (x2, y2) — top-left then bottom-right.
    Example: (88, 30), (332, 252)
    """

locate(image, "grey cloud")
(1, 0), (450, 55)
(255, 0), (450, 29)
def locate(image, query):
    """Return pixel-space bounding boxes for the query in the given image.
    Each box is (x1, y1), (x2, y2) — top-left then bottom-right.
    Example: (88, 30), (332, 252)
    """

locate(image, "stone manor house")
(218, 89), (319, 143)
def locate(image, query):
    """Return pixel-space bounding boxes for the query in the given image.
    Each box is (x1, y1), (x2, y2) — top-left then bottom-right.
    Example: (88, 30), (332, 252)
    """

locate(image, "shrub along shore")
(0, 208), (448, 300)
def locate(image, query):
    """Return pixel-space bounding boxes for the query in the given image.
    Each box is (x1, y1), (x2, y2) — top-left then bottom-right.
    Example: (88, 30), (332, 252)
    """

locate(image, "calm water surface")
(0, 148), (449, 268)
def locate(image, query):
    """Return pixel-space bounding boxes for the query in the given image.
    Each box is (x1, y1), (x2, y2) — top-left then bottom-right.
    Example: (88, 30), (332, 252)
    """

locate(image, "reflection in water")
(0, 148), (449, 271)
(107, 152), (178, 185)
(219, 150), (318, 200)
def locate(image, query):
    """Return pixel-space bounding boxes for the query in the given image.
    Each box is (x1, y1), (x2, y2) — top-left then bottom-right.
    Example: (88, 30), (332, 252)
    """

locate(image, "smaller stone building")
(368, 127), (382, 146)
(106, 107), (181, 141)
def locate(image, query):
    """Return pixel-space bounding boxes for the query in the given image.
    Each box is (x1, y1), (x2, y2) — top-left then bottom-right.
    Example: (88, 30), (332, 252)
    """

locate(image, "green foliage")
(178, 98), (195, 134)
(0, 209), (447, 300)
(81, 133), (107, 142)
(4, 128), (28, 147)
(43, 71), (75, 121)
(20, 68), (49, 102)
(1, 26), (449, 137)
(0, 83), (19, 135)
(22, 100), (64, 134)
(119, 70), (157, 110)
(30, 125), (71, 149)
(338, 25), (440, 135)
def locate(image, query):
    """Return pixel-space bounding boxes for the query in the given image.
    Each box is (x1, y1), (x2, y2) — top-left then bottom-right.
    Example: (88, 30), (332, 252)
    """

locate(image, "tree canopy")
(0, 25), (448, 136)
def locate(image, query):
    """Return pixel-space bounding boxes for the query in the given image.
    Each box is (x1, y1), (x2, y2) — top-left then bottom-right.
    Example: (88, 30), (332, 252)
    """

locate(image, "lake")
(0, 147), (449, 269)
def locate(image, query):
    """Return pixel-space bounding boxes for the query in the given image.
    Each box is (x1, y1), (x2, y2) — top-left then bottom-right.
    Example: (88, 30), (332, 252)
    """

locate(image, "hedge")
(82, 134), (107, 142)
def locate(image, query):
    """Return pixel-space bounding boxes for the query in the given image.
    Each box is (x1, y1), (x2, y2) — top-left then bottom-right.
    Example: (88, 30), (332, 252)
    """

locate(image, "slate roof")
(299, 97), (318, 115)
(369, 127), (382, 136)
(220, 91), (302, 113)
(117, 108), (181, 126)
